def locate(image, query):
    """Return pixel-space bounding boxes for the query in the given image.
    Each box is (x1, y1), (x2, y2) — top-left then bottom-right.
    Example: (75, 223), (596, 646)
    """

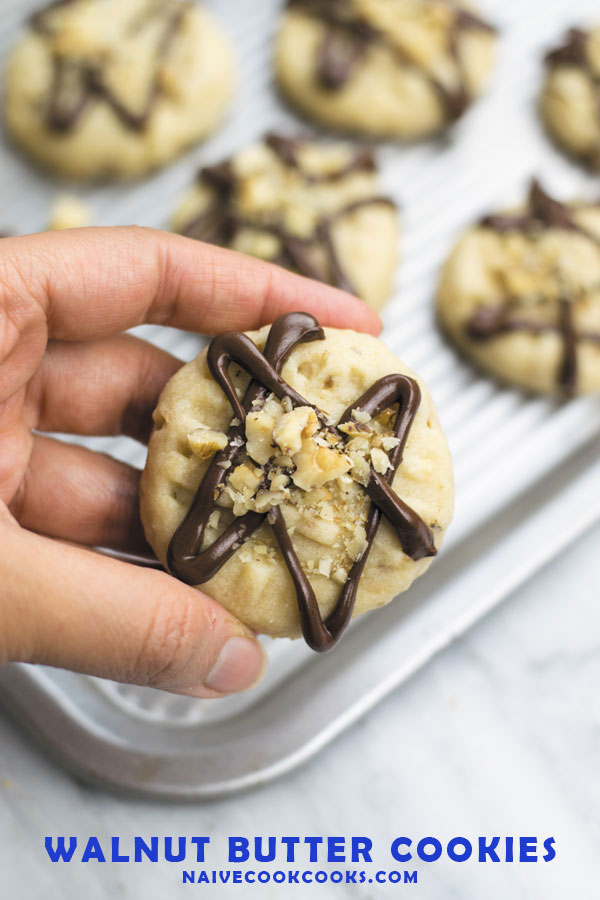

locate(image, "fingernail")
(204, 636), (267, 695)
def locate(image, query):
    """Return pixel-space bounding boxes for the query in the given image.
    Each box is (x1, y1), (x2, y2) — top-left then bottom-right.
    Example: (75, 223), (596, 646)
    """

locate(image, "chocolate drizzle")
(469, 180), (600, 393)
(32, 0), (186, 133)
(480, 180), (582, 234)
(167, 312), (436, 652)
(179, 133), (396, 297)
(287, 0), (496, 124)
(545, 28), (600, 165)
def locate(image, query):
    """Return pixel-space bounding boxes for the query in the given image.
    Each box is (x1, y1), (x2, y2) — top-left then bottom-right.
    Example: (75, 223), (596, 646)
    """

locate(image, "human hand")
(0, 227), (379, 697)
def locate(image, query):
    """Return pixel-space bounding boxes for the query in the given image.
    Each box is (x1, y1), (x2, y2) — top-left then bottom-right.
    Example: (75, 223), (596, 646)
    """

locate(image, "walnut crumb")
(333, 566), (349, 585)
(228, 463), (263, 498)
(273, 406), (318, 455)
(371, 447), (391, 474)
(352, 408), (372, 425)
(207, 510), (220, 530)
(339, 420), (370, 436)
(245, 409), (276, 464)
(187, 425), (228, 460)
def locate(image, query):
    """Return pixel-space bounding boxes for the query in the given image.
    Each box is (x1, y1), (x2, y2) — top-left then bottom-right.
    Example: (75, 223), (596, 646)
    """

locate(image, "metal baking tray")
(1, 0), (599, 798)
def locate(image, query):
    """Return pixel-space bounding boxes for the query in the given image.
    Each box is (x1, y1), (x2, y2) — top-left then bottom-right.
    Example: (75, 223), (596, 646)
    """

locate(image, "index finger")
(1, 226), (381, 341)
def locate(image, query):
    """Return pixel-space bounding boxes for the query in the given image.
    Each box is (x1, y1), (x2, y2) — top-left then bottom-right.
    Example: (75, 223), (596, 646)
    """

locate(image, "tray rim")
(2, 438), (599, 801)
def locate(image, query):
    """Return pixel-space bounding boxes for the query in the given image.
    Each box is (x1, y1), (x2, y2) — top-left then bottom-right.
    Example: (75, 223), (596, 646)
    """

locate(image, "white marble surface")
(1, 521), (599, 899)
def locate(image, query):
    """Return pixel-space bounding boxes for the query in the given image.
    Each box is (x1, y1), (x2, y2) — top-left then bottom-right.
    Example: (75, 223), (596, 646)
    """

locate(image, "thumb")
(0, 517), (267, 697)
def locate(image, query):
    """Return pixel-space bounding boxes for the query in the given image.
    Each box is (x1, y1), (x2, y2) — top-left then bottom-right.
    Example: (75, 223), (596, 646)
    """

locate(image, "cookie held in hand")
(172, 133), (399, 310)
(140, 313), (454, 650)
(4, 0), (235, 180)
(274, 0), (496, 139)
(437, 181), (600, 396)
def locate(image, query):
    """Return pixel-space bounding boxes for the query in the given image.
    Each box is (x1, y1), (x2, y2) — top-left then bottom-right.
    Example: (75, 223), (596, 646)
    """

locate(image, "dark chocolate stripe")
(167, 312), (324, 583)
(179, 135), (396, 297)
(167, 312), (435, 652)
(470, 181), (600, 392)
(34, 0), (186, 133)
(265, 132), (377, 181)
(480, 180), (582, 234)
(287, 0), (496, 124)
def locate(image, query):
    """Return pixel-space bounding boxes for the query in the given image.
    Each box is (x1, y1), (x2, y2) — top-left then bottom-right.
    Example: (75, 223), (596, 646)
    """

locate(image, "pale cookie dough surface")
(274, 0), (496, 139)
(172, 135), (398, 310)
(140, 326), (454, 640)
(4, 0), (235, 180)
(437, 184), (600, 395)
(541, 26), (600, 170)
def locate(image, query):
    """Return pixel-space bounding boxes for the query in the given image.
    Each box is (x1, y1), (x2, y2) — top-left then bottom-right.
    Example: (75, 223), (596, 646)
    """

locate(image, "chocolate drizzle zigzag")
(167, 312), (436, 652)
(468, 180), (600, 393)
(32, 0), (186, 133)
(179, 133), (396, 297)
(286, 0), (496, 123)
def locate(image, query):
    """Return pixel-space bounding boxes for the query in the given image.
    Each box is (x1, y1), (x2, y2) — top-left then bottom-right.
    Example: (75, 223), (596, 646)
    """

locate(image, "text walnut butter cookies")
(4, 0), (235, 180)
(141, 314), (454, 651)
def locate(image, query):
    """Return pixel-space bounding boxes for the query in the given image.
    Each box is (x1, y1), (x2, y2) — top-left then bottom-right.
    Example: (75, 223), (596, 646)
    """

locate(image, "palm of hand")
(0, 226), (377, 696)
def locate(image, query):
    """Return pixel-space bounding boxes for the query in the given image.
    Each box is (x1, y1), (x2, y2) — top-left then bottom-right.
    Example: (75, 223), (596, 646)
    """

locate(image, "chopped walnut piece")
(255, 489), (287, 513)
(371, 447), (391, 474)
(228, 463), (263, 498)
(292, 438), (352, 491)
(216, 490), (234, 509)
(207, 510), (220, 530)
(245, 409), (276, 464)
(346, 435), (370, 453)
(318, 558), (332, 578)
(339, 420), (370, 437)
(269, 472), (290, 491)
(187, 425), (229, 460)
(337, 473), (354, 490)
(49, 194), (90, 231)
(273, 406), (318, 455)
(347, 524), (368, 561)
(352, 408), (372, 425)
(380, 435), (400, 452)
(376, 408), (396, 429)
(264, 395), (286, 418)
(348, 450), (371, 485)
(332, 566), (349, 585)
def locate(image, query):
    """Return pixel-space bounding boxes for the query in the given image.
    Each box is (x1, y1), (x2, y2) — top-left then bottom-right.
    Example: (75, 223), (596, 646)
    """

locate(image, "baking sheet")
(0, 0), (599, 794)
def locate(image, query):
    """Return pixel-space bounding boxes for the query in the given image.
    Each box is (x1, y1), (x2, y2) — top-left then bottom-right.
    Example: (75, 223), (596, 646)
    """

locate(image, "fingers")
(11, 434), (149, 553)
(1, 227), (381, 342)
(29, 334), (182, 442)
(0, 518), (267, 697)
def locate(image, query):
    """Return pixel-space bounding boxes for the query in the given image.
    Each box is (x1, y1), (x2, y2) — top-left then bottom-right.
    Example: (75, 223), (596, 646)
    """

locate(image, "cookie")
(140, 312), (454, 649)
(541, 27), (600, 170)
(4, 0), (235, 180)
(172, 134), (399, 310)
(437, 181), (600, 395)
(48, 194), (90, 229)
(274, 0), (496, 139)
